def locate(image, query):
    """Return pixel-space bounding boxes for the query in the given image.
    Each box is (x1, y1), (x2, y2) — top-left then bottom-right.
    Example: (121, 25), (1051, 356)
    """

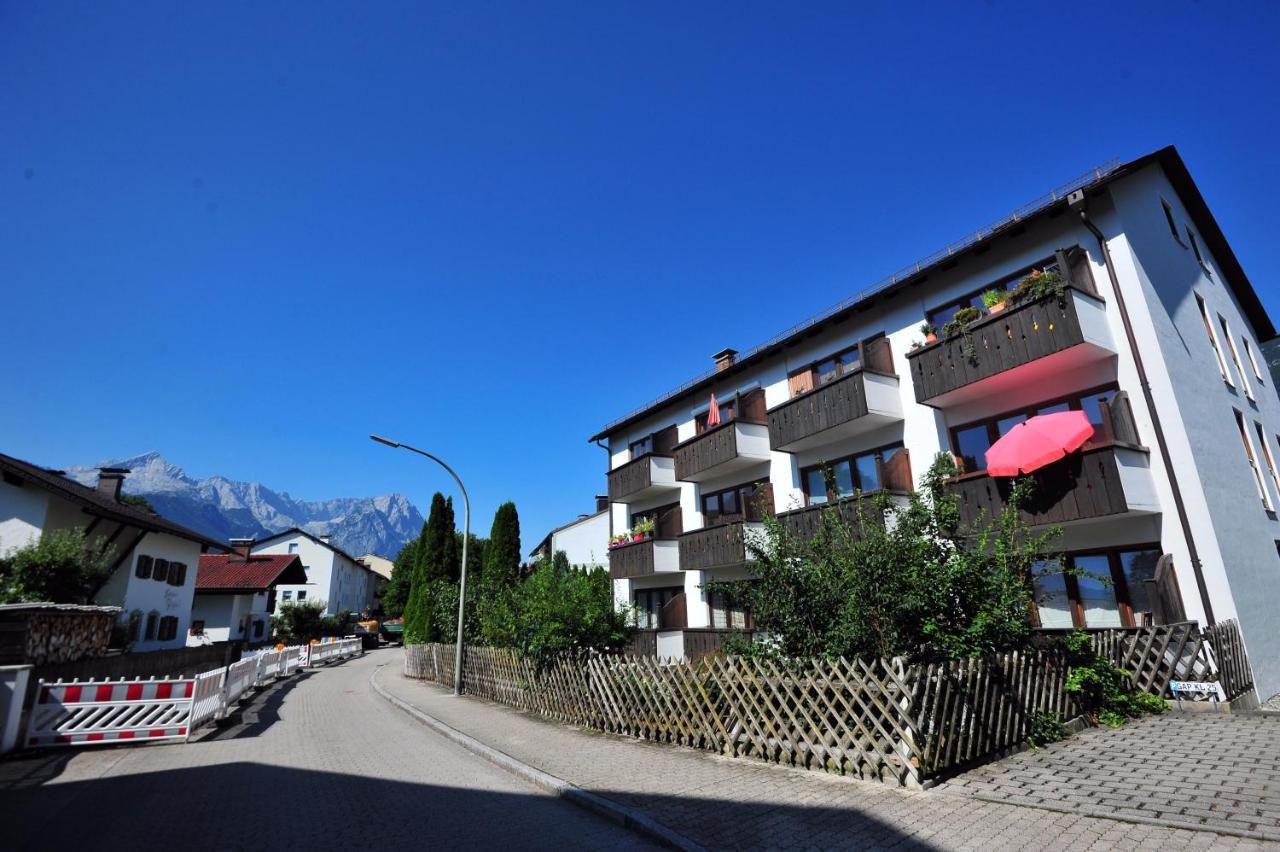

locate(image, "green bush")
(0, 527), (115, 604)
(271, 600), (350, 643)
(1062, 629), (1167, 727)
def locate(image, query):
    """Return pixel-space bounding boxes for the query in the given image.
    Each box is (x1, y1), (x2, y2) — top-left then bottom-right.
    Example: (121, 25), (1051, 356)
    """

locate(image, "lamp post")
(370, 435), (470, 696)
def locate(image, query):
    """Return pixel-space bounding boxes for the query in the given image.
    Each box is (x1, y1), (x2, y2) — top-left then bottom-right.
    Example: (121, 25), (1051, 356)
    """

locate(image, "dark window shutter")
(135, 555), (153, 579)
(153, 559), (169, 583)
(169, 562), (186, 586)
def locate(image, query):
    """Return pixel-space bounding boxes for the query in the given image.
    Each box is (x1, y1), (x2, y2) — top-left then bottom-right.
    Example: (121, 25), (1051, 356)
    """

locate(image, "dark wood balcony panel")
(684, 628), (755, 661)
(609, 538), (655, 579)
(659, 593), (687, 631)
(623, 629), (657, 657)
(947, 444), (1147, 529)
(673, 421), (770, 482)
(777, 495), (888, 546)
(607, 454), (676, 502)
(769, 369), (871, 451)
(907, 287), (1109, 406)
(679, 522), (751, 572)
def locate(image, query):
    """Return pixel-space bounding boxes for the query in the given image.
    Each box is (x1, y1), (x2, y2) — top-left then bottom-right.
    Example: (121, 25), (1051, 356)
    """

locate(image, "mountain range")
(65, 452), (422, 558)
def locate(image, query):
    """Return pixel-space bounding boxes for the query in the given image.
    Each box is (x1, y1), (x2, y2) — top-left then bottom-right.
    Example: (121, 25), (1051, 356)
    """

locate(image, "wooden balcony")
(907, 287), (1115, 407)
(684, 628), (755, 661)
(607, 454), (678, 503)
(947, 443), (1157, 529)
(673, 420), (771, 482)
(678, 521), (763, 572)
(768, 369), (903, 453)
(776, 494), (890, 546)
(608, 536), (681, 580)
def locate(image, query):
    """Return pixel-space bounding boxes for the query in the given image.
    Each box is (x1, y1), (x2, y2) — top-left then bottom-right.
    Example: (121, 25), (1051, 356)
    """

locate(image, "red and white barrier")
(189, 668), (226, 728)
(224, 657), (258, 707)
(305, 638), (361, 666)
(27, 678), (195, 747)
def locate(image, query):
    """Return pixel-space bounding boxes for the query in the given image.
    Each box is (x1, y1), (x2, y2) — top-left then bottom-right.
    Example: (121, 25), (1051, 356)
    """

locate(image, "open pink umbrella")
(706, 393), (721, 428)
(984, 410), (1095, 476)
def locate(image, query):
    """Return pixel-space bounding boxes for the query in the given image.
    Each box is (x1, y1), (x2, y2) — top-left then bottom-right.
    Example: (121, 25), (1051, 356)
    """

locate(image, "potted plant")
(634, 517), (656, 539)
(920, 322), (938, 344)
(952, 305), (984, 326)
(981, 289), (1010, 314)
(909, 340), (923, 352)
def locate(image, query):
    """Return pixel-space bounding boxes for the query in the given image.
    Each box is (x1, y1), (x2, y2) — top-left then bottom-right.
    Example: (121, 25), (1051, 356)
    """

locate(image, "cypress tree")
(405, 493), (455, 642)
(482, 502), (522, 589)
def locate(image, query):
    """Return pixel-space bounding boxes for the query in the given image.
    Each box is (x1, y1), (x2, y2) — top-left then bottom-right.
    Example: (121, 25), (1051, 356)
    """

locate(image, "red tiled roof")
(195, 553), (307, 592)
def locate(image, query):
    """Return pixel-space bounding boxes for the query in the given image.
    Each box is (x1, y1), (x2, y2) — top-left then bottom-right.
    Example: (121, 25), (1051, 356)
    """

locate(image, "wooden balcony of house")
(907, 285), (1116, 408)
(678, 520), (764, 572)
(775, 450), (912, 546)
(945, 393), (1158, 529)
(768, 337), (903, 453)
(607, 453), (678, 503)
(683, 628), (755, 661)
(673, 392), (771, 482)
(608, 535), (682, 579)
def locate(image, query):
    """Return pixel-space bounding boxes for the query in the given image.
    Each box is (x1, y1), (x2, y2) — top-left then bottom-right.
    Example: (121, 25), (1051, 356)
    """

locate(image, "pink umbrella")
(984, 410), (1095, 476)
(706, 393), (721, 428)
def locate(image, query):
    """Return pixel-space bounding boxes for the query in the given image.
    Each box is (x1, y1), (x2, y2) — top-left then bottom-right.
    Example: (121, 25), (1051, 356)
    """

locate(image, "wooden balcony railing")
(607, 454), (671, 502)
(609, 538), (660, 579)
(768, 337), (897, 452)
(776, 493), (888, 546)
(679, 521), (754, 571)
(907, 286), (1107, 405)
(684, 628), (755, 661)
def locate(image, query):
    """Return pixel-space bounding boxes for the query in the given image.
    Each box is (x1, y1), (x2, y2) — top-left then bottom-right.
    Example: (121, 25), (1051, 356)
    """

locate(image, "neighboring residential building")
(356, 553), (392, 610)
(0, 453), (224, 650)
(529, 497), (610, 569)
(252, 528), (379, 616)
(189, 540), (307, 646)
(591, 146), (1280, 696)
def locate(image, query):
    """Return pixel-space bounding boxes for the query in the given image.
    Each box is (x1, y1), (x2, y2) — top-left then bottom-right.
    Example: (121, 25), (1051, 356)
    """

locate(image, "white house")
(0, 453), (224, 651)
(189, 541), (307, 646)
(593, 145), (1280, 695)
(252, 528), (379, 616)
(529, 498), (610, 570)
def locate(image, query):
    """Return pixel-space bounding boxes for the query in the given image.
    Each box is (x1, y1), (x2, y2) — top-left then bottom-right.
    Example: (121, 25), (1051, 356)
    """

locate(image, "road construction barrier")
(27, 640), (356, 750)
(27, 677), (196, 747)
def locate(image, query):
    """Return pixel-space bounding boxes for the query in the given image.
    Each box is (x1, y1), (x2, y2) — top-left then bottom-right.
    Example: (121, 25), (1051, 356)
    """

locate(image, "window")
(190, 620), (205, 636)
(800, 443), (908, 504)
(630, 503), (681, 538)
(948, 386), (1123, 473)
(297, 590), (307, 601)
(144, 611), (159, 641)
(126, 610), (142, 643)
(253, 620), (265, 638)
(158, 616), (179, 642)
(696, 399), (736, 433)
(629, 435), (654, 457)
(168, 562), (186, 586)
(925, 258), (1061, 329)
(1256, 423), (1280, 506)
(1186, 228), (1209, 274)
(1196, 294), (1231, 384)
(1032, 546), (1162, 629)
(282, 590), (293, 602)
(702, 481), (769, 524)
(1242, 337), (1265, 383)
(288, 543), (299, 554)
(633, 587), (680, 629)
(152, 558), (170, 584)
(1161, 199), (1182, 243)
(1235, 410), (1272, 510)
(709, 588), (752, 630)
(1219, 315), (1253, 399)
(789, 345), (864, 399)
(134, 555), (153, 579)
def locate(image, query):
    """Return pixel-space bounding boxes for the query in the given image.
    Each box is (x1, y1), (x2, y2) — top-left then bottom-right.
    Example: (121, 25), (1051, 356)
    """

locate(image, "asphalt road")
(0, 647), (657, 851)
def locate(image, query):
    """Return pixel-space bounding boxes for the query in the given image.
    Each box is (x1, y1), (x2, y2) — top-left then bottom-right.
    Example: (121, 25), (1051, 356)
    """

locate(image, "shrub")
(0, 527), (115, 604)
(952, 305), (984, 325)
(271, 600), (349, 643)
(1061, 629), (1167, 727)
(981, 289), (1008, 309)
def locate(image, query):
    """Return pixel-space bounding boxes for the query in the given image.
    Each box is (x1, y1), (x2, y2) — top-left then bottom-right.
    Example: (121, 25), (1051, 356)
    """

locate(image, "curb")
(370, 664), (705, 852)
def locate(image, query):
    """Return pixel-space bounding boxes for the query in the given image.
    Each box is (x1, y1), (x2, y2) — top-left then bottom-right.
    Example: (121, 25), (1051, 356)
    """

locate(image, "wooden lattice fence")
(403, 620), (1254, 786)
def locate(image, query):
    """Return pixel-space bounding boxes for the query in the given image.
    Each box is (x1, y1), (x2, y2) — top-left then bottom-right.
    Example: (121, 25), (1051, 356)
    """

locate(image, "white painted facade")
(0, 474), (206, 651)
(534, 510), (610, 570)
(253, 531), (378, 616)
(598, 150), (1280, 697)
(188, 590), (270, 646)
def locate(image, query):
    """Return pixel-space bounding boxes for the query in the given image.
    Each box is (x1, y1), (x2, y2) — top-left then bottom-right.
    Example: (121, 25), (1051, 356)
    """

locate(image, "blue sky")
(3, 1), (1278, 550)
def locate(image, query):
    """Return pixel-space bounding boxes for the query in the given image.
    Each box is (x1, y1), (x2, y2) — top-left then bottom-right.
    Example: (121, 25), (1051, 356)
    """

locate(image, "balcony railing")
(679, 521), (763, 572)
(945, 393), (1154, 528)
(608, 536), (680, 580)
(776, 493), (889, 546)
(607, 453), (678, 502)
(684, 628), (755, 661)
(673, 419), (771, 482)
(907, 286), (1114, 406)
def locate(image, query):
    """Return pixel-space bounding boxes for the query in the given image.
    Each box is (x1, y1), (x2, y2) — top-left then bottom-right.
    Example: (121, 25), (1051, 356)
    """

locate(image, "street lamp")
(370, 434), (470, 696)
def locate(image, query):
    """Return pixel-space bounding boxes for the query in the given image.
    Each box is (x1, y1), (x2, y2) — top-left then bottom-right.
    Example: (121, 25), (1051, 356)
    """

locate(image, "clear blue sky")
(3, 1), (1278, 548)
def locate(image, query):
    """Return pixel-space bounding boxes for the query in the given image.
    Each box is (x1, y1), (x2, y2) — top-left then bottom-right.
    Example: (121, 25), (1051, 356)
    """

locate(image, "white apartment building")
(0, 453), (224, 650)
(252, 528), (379, 616)
(593, 146), (1280, 696)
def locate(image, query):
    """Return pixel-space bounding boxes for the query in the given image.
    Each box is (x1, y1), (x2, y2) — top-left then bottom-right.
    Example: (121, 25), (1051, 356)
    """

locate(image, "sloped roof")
(195, 553), (308, 593)
(253, 526), (366, 566)
(0, 451), (225, 550)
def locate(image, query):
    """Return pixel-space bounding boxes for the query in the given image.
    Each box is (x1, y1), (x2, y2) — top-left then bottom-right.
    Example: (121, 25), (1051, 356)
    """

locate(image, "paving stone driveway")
(937, 712), (1280, 839)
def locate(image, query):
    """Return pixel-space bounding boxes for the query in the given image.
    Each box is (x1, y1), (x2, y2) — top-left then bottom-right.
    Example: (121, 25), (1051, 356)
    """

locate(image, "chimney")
(229, 538), (255, 561)
(95, 467), (130, 502)
(595, 495), (609, 513)
(713, 348), (737, 373)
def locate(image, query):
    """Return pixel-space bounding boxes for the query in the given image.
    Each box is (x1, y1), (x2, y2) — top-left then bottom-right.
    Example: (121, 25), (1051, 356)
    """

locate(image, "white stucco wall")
(549, 511), (610, 570)
(254, 533), (377, 616)
(0, 480), (49, 553)
(96, 531), (203, 651)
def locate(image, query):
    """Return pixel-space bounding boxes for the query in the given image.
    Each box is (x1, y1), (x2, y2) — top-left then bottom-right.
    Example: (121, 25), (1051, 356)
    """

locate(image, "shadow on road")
(198, 669), (315, 742)
(0, 761), (940, 851)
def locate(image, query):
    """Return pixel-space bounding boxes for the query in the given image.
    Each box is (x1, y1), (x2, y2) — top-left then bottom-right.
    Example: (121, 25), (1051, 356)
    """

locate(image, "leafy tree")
(0, 527), (116, 604)
(478, 502), (522, 644)
(381, 537), (418, 618)
(271, 599), (349, 643)
(482, 551), (629, 667)
(713, 454), (1060, 662)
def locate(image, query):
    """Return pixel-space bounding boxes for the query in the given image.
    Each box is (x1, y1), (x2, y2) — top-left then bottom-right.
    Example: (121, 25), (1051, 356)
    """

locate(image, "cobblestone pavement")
(0, 649), (657, 851)
(937, 712), (1280, 839)
(378, 652), (1280, 850)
